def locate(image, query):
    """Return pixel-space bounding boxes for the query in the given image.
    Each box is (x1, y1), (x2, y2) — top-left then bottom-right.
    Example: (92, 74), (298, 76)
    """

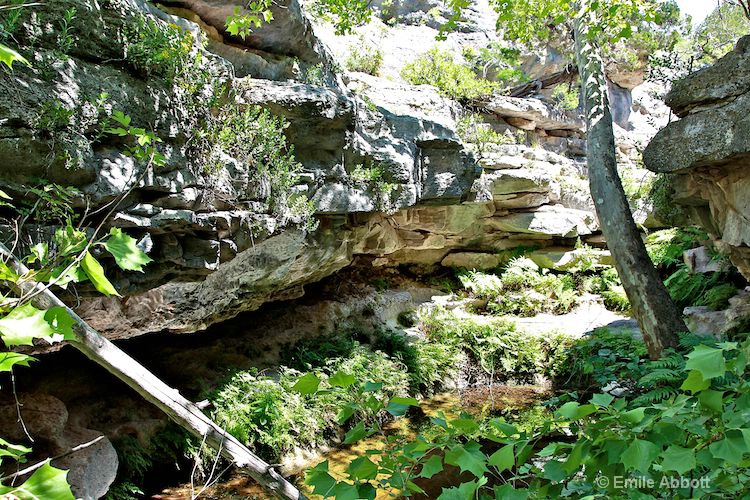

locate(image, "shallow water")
(155, 387), (547, 499)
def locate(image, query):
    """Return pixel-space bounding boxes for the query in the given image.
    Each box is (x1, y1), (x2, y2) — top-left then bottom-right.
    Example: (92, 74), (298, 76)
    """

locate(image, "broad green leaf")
(661, 445), (695, 475)
(493, 484), (530, 500)
(0, 42), (29, 69)
(0, 352), (35, 373)
(0, 304), (56, 347)
(386, 396), (419, 416)
(343, 421), (367, 444)
(0, 189), (11, 200)
(709, 430), (748, 465)
(419, 455), (443, 479)
(0, 461), (74, 499)
(44, 307), (77, 342)
(347, 456), (377, 480)
(291, 373), (320, 395)
(104, 228), (153, 272)
(444, 441), (488, 478)
(437, 480), (480, 500)
(557, 402), (596, 420)
(331, 483), (359, 500)
(681, 370), (710, 393)
(542, 460), (566, 481)
(329, 370), (356, 388)
(336, 404), (356, 425)
(81, 252), (120, 297)
(488, 444), (514, 472)
(363, 381), (383, 392)
(685, 344), (726, 380)
(490, 419), (517, 437)
(304, 461), (336, 497)
(621, 407), (646, 424)
(590, 393), (614, 407)
(357, 483), (376, 500)
(621, 439), (659, 472)
(699, 390), (724, 412)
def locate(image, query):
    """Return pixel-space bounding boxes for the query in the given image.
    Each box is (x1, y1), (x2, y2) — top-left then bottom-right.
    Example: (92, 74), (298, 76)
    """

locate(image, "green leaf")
(331, 483), (359, 500)
(621, 439), (660, 473)
(556, 402), (596, 420)
(44, 307), (77, 342)
(0, 189), (11, 200)
(437, 480), (480, 500)
(0, 42), (29, 69)
(681, 370), (710, 393)
(449, 418), (479, 434)
(444, 441), (488, 478)
(81, 252), (120, 297)
(699, 390), (724, 412)
(386, 396), (419, 416)
(104, 228), (153, 272)
(685, 344), (726, 380)
(621, 407), (646, 424)
(488, 444), (514, 472)
(329, 370), (356, 388)
(0, 352), (36, 373)
(336, 404), (356, 425)
(590, 393), (614, 407)
(709, 430), (748, 465)
(363, 381), (383, 392)
(661, 445), (695, 475)
(343, 422), (367, 444)
(0, 304), (56, 347)
(347, 456), (377, 480)
(0, 462), (74, 499)
(493, 484), (529, 500)
(304, 461), (336, 497)
(291, 373), (320, 395)
(419, 455), (443, 479)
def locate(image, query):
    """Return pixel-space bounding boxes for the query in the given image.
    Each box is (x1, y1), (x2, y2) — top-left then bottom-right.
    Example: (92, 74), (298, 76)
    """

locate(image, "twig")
(0, 436), (105, 483)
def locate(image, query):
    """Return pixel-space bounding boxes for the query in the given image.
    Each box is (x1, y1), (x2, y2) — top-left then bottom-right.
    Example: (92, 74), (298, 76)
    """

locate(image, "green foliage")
(461, 42), (527, 84)
(692, 2), (750, 65)
(124, 17), (197, 82)
(458, 258), (583, 316)
(646, 227), (707, 269)
(701, 283), (739, 311)
(349, 164), (396, 212)
(456, 113), (514, 158)
(0, 42), (27, 68)
(401, 48), (498, 102)
(549, 83), (580, 110)
(649, 173), (688, 226)
(300, 62), (327, 85)
(664, 266), (735, 310)
(345, 39), (383, 75)
(307, 0), (373, 35)
(57, 7), (77, 55)
(225, 1), (273, 39)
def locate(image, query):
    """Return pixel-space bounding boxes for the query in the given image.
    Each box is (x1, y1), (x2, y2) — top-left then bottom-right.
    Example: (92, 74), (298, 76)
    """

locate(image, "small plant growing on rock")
(549, 83), (580, 111)
(401, 47), (497, 102)
(345, 38), (383, 75)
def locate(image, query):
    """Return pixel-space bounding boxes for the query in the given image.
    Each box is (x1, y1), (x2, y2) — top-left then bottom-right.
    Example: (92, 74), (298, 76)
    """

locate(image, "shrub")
(124, 17), (196, 81)
(401, 48), (497, 102)
(601, 286), (630, 312)
(462, 42), (527, 84)
(549, 83), (580, 110)
(645, 227), (707, 269)
(648, 173), (688, 226)
(345, 40), (383, 75)
(456, 113), (514, 157)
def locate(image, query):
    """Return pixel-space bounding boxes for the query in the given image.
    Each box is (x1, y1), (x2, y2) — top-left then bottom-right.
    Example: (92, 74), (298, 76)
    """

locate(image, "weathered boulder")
(0, 394), (118, 499)
(643, 36), (750, 279)
(481, 95), (585, 132)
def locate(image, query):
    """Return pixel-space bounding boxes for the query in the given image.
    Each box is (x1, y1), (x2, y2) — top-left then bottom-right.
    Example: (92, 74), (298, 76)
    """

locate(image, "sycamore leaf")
(709, 430), (748, 465)
(343, 422), (367, 444)
(0, 352), (36, 373)
(488, 444), (514, 472)
(0, 189), (11, 200)
(685, 344), (726, 380)
(105, 228), (153, 272)
(0, 304), (56, 347)
(386, 396), (419, 416)
(661, 445), (695, 475)
(557, 402), (597, 420)
(699, 390), (724, 413)
(444, 441), (488, 478)
(621, 439), (659, 473)
(347, 456), (377, 480)
(329, 370), (356, 388)
(419, 455), (443, 479)
(291, 373), (320, 395)
(0, 461), (74, 499)
(0, 42), (29, 69)
(44, 307), (77, 342)
(304, 461), (336, 497)
(681, 370), (710, 393)
(81, 252), (120, 297)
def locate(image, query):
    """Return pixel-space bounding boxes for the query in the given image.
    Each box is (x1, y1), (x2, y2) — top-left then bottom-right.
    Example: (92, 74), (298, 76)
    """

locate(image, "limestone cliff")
(1, 0), (658, 340)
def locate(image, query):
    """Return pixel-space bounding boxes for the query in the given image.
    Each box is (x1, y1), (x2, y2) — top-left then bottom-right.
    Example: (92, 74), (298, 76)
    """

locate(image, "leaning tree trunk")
(0, 244), (306, 500)
(573, 3), (685, 358)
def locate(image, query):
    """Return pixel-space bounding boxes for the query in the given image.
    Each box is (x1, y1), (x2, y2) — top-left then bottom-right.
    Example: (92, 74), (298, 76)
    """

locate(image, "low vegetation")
(344, 38), (383, 75)
(401, 48), (498, 102)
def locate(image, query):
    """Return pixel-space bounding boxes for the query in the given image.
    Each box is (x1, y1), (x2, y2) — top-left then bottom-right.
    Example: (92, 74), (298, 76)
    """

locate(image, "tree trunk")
(573, 4), (685, 359)
(0, 244), (306, 500)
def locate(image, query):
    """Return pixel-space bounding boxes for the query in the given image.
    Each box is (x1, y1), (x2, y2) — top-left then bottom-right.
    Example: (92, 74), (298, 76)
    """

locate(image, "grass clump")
(401, 48), (497, 102)
(124, 17), (196, 82)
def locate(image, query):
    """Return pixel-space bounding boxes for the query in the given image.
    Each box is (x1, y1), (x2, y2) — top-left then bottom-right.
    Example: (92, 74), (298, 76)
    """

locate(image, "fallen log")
(508, 63), (579, 98)
(0, 243), (306, 500)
